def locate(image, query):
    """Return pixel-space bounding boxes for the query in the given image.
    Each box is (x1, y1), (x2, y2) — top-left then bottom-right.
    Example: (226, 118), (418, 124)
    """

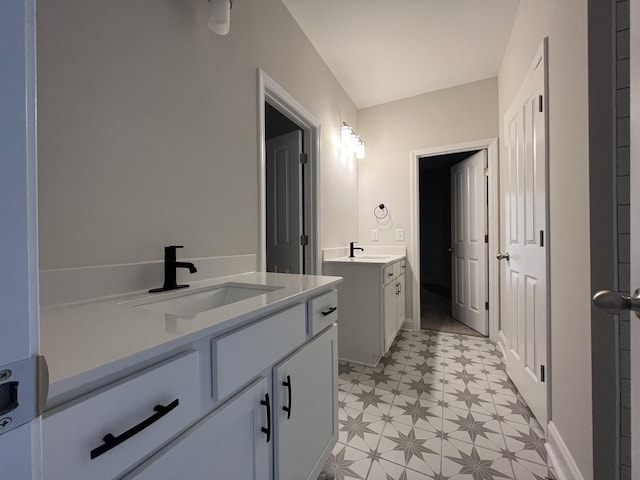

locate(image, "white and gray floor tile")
(318, 329), (556, 480)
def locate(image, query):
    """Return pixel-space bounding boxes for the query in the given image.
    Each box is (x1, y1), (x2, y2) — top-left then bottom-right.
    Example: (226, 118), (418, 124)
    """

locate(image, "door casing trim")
(409, 138), (499, 340)
(257, 69), (321, 274)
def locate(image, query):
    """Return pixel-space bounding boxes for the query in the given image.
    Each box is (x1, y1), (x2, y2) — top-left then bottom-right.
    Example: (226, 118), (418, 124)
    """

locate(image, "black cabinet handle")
(387, 272), (394, 277)
(282, 375), (292, 420)
(90, 399), (179, 460)
(261, 393), (271, 443)
(321, 306), (337, 317)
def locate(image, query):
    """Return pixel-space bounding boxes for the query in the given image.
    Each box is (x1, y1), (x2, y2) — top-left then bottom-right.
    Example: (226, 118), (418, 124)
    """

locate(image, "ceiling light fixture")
(209, 0), (232, 35)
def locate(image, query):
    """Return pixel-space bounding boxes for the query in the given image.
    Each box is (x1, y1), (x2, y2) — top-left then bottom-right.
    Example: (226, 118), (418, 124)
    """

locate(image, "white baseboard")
(400, 317), (416, 331)
(546, 421), (585, 480)
(40, 254), (257, 307)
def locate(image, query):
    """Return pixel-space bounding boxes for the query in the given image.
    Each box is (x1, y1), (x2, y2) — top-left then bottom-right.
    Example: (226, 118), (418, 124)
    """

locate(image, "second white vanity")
(323, 253), (406, 366)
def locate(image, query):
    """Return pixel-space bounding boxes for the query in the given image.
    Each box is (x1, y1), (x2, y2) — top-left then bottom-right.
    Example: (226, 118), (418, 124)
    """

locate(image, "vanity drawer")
(212, 303), (306, 401)
(308, 289), (338, 335)
(383, 264), (395, 284)
(43, 350), (201, 480)
(394, 260), (406, 276)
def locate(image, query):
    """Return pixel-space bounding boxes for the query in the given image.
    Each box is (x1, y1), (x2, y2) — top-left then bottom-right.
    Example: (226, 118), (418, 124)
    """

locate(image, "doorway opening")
(264, 103), (305, 273)
(257, 69), (321, 275)
(410, 138), (499, 340)
(419, 150), (487, 337)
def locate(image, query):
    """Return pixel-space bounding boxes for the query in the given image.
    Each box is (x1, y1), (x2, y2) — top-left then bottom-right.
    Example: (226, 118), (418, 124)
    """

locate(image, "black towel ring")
(374, 203), (389, 219)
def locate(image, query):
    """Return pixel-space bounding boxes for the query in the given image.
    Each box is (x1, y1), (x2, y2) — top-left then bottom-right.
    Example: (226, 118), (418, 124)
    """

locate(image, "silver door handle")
(448, 247), (455, 253)
(496, 252), (510, 261)
(593, 289), (640, 318)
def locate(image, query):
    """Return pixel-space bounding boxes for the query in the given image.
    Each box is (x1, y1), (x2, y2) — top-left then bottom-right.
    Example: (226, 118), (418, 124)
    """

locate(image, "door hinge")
(300, 234), (309, 246)
(484, 167), (489, 176)
(484, 234), (488, 244)
(485, 301), (489, 310)
(539, 95), (544, 113)
(539, 230), (544, 247)
(0, 355), (49, 436)
(299, 152), (308, 165)
(540, 364), (545, 382)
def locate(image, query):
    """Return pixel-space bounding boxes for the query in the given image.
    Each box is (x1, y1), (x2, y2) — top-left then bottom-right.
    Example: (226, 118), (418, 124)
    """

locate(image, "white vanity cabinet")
(383, 261), (406, 351)
(42, 286), (339, 480)
(324, 257), (406, 366)
(42, 351), (202, 480)
(124, 377), (270, 480)
(274, 326), (338, 480)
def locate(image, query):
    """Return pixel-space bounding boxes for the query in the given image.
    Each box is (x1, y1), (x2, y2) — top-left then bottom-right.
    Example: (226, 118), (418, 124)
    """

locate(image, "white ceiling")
(281, 0), (520, 109)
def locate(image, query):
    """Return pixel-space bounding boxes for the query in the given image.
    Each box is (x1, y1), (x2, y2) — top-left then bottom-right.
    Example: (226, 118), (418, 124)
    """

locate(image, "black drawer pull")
(321, 306), (337, 317)
(261, 393), (271, 443)
(90, 399), (179, 460)
(282, 375), (292, 420)
(387, 272), (394, 277)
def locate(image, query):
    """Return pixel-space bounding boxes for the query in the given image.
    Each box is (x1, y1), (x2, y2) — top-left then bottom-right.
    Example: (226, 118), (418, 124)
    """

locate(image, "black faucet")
(149, 245), (198, 293)
(349, 241), (364, 258)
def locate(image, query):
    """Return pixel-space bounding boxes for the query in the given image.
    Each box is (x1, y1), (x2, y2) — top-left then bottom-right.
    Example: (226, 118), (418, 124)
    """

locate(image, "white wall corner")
(546, 421), (586, 480)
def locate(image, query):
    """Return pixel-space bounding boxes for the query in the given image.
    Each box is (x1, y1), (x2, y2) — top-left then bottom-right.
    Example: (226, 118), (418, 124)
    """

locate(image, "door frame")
(409, 138), (499, 340)
(0, 0), (41, 477)
(257, 69), (321, 274)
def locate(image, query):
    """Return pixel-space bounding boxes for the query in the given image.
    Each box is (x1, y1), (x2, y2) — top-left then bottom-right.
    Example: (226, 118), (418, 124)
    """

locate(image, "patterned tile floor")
(317, 329), (556, 480)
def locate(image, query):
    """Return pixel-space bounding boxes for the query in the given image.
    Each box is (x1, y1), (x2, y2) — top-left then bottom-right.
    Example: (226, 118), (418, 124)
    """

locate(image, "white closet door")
(450, 150), (488, 335)
(498, 42), (548, 431)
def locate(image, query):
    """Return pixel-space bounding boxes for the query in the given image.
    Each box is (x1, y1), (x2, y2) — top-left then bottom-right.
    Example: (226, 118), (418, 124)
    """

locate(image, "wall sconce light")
(341, 124), (353, 146)
(209, 0), (232, 35)
(341, 122), (365, 159)
(355, 139), (366, 159)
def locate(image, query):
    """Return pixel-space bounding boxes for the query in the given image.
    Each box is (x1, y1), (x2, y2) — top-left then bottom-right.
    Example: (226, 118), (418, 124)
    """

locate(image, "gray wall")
(588, 0), (621, 477)
(36, 0), (359, 270)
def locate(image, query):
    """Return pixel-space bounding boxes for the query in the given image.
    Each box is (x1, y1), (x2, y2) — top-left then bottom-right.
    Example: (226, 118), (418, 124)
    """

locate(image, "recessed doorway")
(264, 103), (305, 273)
(257, 69), (321, 275)
(409, 138), (499, 340)
(419, 150), (488, 337)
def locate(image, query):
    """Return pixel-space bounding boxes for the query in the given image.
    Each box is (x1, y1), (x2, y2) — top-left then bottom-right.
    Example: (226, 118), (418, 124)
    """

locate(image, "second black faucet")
(349, 242), (364, 258)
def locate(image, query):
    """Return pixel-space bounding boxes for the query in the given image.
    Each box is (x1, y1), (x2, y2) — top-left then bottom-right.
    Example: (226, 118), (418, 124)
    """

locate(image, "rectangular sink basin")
(134, 283), (283, 317)
(354, 255), (391, 260)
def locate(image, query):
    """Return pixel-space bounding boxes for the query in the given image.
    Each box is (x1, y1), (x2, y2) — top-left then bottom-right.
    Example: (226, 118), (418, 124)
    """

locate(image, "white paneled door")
(266, 131), (303, 274)
(450, 150), (488, 335)
(498, 41), (548, 431)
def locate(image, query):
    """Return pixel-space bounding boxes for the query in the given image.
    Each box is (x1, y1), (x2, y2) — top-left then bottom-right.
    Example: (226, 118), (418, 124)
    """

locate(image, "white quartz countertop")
(323, 254), (405, 265)
(40, 272), (341, 407)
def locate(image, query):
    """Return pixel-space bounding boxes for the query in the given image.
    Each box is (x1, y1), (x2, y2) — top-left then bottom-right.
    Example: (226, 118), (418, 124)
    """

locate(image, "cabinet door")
(383, 281), (398, 352)
(273, 325), (338, 480)
(396, 274), (406, 331)
(124, 378), (270, 480)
